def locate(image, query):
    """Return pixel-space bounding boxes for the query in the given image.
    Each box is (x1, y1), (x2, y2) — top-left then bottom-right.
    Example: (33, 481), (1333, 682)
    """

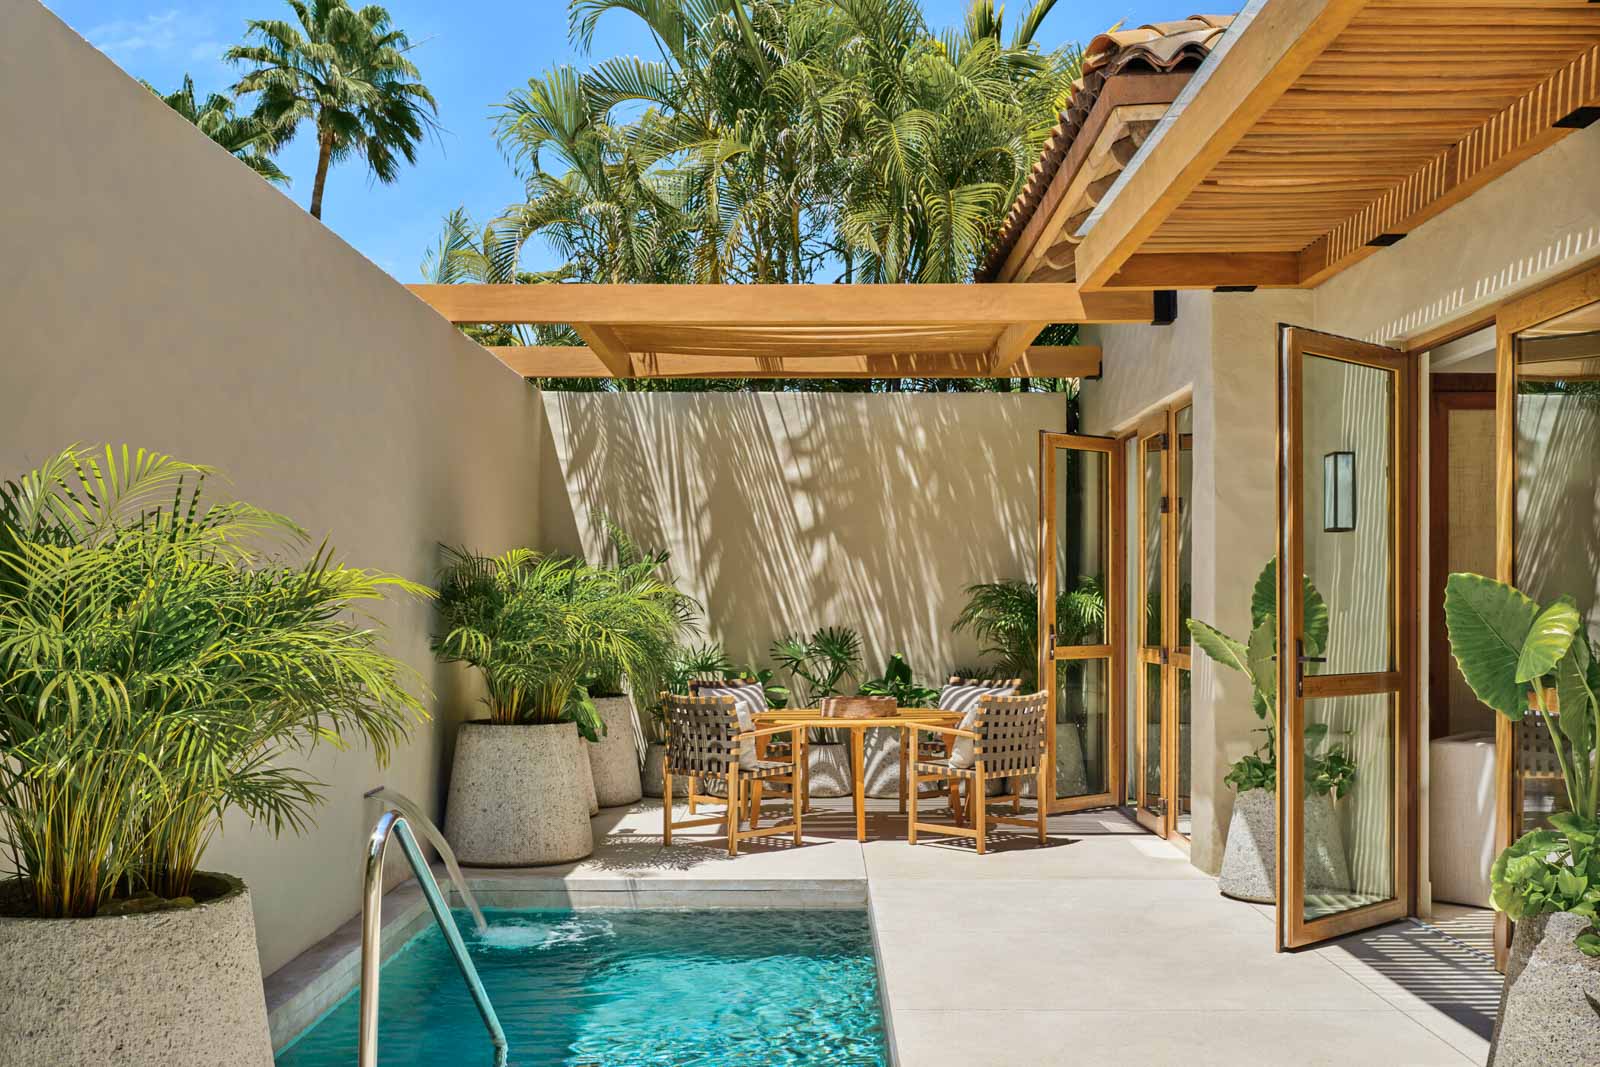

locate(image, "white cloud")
(86, 10), (183, 57)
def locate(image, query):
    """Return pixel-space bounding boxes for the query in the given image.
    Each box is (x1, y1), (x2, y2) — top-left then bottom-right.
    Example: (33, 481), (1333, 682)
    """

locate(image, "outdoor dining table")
(752, 708), (965, 842)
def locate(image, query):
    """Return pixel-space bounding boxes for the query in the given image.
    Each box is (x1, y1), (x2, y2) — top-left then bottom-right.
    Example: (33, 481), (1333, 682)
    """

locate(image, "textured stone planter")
(1489, 912), (1600, 1066)
(445, 721), (594, 866)
(641, 741), (687, 798)
(0, 872), (272, 1066)
(579, 739), (599, 815)
(586, 695), (643, 808)
(1021, 722), (1090, 799)
(1217, 788), (1352, 904)
(701, 741), (852, 799)
(862, 729), (909, 798)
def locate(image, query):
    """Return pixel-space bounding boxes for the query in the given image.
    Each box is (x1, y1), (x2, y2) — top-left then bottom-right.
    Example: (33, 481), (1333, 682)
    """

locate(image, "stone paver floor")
(553, 795), (1499, 1066)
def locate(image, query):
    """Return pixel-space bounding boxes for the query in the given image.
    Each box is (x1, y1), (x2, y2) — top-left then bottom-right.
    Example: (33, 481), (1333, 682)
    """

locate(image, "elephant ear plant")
(1444, 572), (1600, 956)
(0, 445), (427, 920)
(1187, 559), (1356, 800)
(431, 546), (684, 739)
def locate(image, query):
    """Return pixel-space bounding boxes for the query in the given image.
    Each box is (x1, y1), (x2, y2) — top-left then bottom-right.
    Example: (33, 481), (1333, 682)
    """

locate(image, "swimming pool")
(275, 908), (888, 1066)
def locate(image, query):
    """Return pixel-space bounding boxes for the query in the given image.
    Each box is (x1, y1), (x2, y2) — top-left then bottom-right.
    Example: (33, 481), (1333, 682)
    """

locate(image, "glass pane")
(1513, 299), (1600, 836)
(1300, 692), (1396, 922)
(1141, 436), (1164, 647)
(1300, 355), (1394, 675)
(1177, 667), (1192, 836)
(1175, 407), (1194, 650)
(1142, 662), (1164, 817)
(1056, 658), (1108, 799)
(1054, 447), (1109, 646)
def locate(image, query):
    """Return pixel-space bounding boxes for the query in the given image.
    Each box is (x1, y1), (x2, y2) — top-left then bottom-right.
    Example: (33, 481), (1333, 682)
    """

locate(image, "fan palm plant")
(0, 446), (427, 917)
(951, 575), (1104, 689)
(144, 74), (289, 185)
(431, 547), (686, 739)
(226, 0), (438, 219)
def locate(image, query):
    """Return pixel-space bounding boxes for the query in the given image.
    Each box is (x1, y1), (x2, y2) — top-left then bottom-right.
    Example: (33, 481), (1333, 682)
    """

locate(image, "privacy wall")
(540, 392), (1067, 678)
(0, 2), (542, 975)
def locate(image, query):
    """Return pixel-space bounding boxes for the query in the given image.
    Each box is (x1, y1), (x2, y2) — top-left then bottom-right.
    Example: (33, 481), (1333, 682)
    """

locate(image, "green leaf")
(1246, 620), (1277, 720)
(1515, 597), (1581, 684)
(1574, 931), (1600, 958)
(1189, 619), (1250, 677)
(1556, 636), (1597, 759)
(1444, 573), (1539, 720)
(1249, 558), (1329, 656)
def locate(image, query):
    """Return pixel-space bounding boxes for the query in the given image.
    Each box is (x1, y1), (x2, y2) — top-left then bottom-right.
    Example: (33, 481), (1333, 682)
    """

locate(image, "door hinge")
(1160, 495), (1171, 515)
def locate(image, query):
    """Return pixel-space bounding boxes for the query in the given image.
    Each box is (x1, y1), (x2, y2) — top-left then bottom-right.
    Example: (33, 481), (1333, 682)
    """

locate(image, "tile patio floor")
(470, 796), (1502, 1066)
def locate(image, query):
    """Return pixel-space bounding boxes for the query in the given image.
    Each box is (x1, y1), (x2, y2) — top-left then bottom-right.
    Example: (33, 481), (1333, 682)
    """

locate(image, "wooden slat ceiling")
(1062, 0), (1600, 290)
(407, 282), (1154, 379)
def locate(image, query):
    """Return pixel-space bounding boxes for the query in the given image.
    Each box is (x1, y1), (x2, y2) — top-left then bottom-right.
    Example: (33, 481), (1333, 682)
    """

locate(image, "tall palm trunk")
(309, 126), (335, 219)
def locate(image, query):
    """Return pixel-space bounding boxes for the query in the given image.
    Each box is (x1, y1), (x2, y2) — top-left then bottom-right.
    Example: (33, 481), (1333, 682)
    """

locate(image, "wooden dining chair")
(905, 691), (1049, 854)
(660, 693), (805, 856)
(687, 677), (790, 824)
(897, 676), (1021, 817)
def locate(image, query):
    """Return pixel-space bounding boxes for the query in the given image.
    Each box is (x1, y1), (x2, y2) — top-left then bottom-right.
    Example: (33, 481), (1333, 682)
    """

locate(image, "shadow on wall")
(538, 391), (1066, 675)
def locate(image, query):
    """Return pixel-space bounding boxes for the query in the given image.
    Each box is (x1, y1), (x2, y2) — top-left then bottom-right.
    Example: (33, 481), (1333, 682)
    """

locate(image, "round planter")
(0, 872), (272, 1066)
(1218, 788), (1353, 904)
(701, 741), (852, 799)
(641, 741), (687, 798)
(586, 695), (643, 808)
(1489, 912), (1600, 1066)
(445, 721), (594, 866)
(580, 740), (599, 816)
(1020, 722), (1090, 799)
(862, 729), (908, 798)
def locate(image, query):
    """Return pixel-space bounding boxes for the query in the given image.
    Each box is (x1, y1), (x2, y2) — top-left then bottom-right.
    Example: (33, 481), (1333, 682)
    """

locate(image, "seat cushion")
(696, 681), (768, 711)
(938, 682), (1015, 768)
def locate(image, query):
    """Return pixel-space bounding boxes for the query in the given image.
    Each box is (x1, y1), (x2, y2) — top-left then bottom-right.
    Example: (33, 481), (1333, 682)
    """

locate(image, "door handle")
(1294, 639), (1327, 697)
(1046, 624), (1057, 658)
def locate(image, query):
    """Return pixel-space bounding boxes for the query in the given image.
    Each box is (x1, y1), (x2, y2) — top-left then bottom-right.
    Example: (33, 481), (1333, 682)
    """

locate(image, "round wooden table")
(753, 708), (963, 841)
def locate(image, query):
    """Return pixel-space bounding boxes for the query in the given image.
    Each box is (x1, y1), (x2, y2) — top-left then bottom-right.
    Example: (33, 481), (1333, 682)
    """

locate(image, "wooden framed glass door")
(1492, 269), (1600, 966)
(1132, 403), (1194, 840)
(1039, 432), (1122, 813)
(1276, 326), (1416, 950)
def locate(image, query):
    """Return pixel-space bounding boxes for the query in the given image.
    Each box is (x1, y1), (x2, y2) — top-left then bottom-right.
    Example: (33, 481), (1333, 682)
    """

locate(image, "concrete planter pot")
(701, 741), (852, 799)
(586, 695), (643, 808)
(641, 741), (687, 798)
(862, 729), (909, 798)
(445, 721), (594, 866)
(1020, 722), (1090, 799)
(0, 872), (272, 1066)
(1489, 912), (1600, 1066)
(1217, 788), (1352, 904)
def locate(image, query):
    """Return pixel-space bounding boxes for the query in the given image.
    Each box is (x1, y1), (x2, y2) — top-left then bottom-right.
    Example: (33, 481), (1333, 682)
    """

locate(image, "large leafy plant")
(1444, 572), (1600, 954)
(770, 626), (862, 705)
(583, 519), (699, 699)
(1188, 559), (1355, 800)
(432, 547), (685, 738)
(0, 446), (426, 918)
(859, 653), (940, 708)
(951, 575), (1105, 690)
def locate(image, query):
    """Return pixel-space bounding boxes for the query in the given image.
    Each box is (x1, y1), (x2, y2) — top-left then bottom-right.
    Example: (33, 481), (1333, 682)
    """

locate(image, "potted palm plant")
(1189, 559), (1356, 904)
(432, 547), (681, 865)
(858, 653), (939, 797)
(1443, 573), (1599, 1065)
(0, 446), (425, 1067)
(771, 627), (862, 798)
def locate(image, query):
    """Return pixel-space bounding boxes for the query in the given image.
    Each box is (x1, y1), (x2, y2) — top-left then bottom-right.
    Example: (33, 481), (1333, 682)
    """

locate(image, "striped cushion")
(939, 681), (1017, 769)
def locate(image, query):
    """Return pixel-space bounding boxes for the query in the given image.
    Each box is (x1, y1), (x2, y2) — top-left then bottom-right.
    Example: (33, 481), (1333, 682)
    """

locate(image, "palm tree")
(144, 74), (289, 185)
(226, 0), (438, 219)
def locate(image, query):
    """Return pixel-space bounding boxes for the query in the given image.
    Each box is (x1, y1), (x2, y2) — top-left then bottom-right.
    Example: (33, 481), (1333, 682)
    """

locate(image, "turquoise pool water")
(276, 908), (887, 1067)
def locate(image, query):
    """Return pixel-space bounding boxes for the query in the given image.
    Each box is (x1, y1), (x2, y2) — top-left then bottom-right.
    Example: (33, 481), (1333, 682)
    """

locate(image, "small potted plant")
(771, 627), (861, 798)
(858, 653), (939, 797)
(1443, 572), (1599, 1065)
(1189, 559), (1356, 904)
(0, 446), (425, 1067)
(432, 547), (682, 865)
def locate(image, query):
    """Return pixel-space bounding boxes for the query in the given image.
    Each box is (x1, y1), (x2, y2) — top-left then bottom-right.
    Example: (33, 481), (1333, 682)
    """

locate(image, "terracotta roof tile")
(978, 14), (1233, 281)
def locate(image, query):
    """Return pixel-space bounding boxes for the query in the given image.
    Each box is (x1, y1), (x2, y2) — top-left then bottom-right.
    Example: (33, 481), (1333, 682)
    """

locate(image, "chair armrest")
(740, 724), (806, 742)
(909, 723), (978, 741)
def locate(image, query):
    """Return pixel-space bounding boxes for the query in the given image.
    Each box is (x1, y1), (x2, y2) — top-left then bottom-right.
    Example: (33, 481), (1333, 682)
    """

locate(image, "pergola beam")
(488, 346), (1102, 380)
(572, 324), (635, 378)
(408, 283), (1155, 326)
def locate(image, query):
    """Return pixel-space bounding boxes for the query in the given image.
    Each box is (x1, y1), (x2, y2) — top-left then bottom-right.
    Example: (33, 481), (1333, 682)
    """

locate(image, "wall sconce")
(1323, 451), (1356, 532)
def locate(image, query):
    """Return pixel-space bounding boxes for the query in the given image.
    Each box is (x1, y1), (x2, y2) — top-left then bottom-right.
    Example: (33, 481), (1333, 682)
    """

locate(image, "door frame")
(1275, 325), (1419, 951)
(1038, 431), (1125, 814)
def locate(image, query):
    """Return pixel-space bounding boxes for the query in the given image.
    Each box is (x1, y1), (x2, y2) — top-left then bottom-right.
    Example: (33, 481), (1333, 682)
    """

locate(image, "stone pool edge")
(263, 868), (873, 1055)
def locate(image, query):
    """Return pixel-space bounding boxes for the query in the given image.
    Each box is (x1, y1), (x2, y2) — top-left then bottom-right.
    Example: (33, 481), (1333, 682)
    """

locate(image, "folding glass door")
(1276, 326), (1416, 950)
(1039, 433), (1122, 812)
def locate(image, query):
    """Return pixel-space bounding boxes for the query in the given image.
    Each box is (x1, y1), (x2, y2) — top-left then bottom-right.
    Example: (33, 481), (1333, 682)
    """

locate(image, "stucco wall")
(538, 392), (1068, 680)
(0, 2), (542, 975)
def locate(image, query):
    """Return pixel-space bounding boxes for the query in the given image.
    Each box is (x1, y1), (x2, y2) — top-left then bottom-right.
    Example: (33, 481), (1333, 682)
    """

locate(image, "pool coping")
(264, 867), (876, 1056)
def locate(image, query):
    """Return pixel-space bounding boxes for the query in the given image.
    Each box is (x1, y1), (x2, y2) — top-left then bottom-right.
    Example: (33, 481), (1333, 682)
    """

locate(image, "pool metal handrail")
(359, 788), (507, 1067)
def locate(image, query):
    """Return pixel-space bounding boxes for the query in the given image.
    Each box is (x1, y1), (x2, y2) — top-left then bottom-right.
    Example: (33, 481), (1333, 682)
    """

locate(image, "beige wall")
(0, 2), (542, 975)
(538, 391), (1067, 680)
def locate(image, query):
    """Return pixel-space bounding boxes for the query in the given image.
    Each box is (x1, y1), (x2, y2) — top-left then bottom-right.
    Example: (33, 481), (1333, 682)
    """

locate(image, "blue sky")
(46, 0), (1183, 281)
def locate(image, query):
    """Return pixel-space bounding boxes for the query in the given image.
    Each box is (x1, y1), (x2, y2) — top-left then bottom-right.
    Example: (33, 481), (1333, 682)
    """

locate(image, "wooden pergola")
(406, 282), (1159, 380)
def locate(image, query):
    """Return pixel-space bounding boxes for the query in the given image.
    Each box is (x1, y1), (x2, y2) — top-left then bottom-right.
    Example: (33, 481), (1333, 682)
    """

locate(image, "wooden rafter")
(488, 346), (1102, 380)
